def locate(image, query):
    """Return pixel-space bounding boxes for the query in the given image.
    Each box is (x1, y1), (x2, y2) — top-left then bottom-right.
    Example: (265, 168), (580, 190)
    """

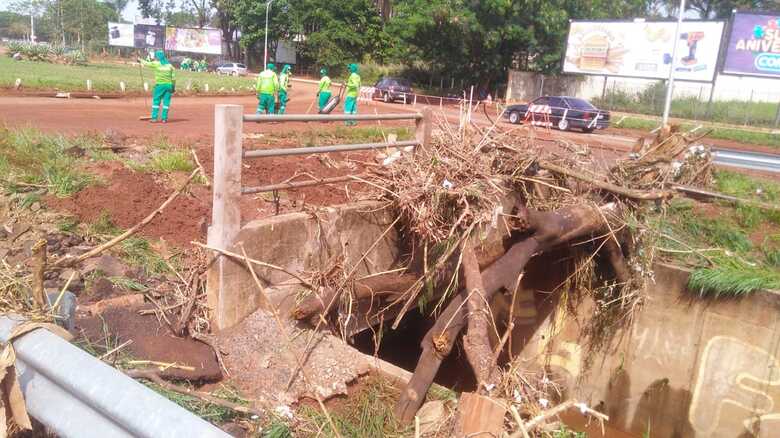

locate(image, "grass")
(295, 377), (411, 438)
(0, 127), (97, 197)
(148, 150), (195, 173)
(613, 116), (780, 149)
(119, 236), (173, 276)
(143, 381), (252, 424)
(0, 55), (255, 94)
(651, 171), (780, 297)
(595, 85), (780, 129)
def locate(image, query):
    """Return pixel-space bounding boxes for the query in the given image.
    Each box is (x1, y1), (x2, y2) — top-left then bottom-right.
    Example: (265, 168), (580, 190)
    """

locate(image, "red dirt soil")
(46, 167), (210, 247)
(78, 306), (222, 381)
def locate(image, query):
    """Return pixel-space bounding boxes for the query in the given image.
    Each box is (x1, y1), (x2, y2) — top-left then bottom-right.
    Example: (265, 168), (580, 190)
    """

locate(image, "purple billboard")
(723, 12), (780, 78)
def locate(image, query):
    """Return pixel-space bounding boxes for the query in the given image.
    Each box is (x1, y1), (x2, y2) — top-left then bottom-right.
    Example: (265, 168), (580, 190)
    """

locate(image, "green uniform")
(318, 75), (332, 111)
(344, 64), (361, 125)
(256, 68), (279, 114)
(140, 51), (176, 122)
(278, 66), (291, 114)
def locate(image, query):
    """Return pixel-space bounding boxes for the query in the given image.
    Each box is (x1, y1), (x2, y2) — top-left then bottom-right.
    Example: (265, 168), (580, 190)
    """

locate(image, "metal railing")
(206, 105), (432, 329)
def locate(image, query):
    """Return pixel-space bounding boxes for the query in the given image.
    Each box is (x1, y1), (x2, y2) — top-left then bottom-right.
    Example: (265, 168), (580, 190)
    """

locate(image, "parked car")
(504, 96), (610, 133)
(372, 77), (414, 103)
(215, 62), (248, 76)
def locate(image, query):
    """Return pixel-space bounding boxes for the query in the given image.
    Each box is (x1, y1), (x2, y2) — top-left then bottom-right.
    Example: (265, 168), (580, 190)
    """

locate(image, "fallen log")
(395, 202), (622, 423)
(291, 273), (418, 321)
(461, 241), (499, 390)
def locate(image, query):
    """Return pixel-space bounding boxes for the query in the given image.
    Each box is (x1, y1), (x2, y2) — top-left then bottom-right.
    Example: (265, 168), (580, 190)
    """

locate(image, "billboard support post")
(774, 102), (780, 128)
(662, 0), (686, 127)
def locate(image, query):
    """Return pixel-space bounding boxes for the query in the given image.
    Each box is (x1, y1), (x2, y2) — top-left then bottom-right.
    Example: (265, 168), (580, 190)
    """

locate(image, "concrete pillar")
(206, 104), (244, 329)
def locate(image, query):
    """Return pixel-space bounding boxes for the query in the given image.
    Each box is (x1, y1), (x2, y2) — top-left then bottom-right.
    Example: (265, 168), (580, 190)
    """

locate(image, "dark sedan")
(372, 77), (414, 103)
(504, 96), (610, 133)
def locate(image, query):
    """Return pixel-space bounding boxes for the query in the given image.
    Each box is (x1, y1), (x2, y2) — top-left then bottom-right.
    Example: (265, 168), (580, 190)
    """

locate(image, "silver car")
(215, 62), (248, 76)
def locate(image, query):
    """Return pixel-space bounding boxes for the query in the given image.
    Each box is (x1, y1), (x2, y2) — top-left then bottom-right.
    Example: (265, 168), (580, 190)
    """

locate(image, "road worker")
(278, 64), (292, 114)
(317, 68), (332, 112)
(256, 63), (279, 114)
(139, 50), (176, 123)
(344, 63), (361, 125)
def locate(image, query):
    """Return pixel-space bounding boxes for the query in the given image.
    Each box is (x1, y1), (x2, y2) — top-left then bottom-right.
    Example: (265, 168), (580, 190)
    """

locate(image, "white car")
(216, 63), (248, 76)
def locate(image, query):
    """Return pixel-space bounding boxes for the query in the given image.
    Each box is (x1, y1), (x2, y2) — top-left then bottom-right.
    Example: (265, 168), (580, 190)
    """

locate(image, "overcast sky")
(0, 0), (146, 22)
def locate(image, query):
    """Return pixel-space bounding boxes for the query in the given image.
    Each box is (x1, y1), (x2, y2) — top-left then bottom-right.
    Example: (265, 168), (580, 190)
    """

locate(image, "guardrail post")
(416, 107), (433, 149)
(207, 104), (243, 328)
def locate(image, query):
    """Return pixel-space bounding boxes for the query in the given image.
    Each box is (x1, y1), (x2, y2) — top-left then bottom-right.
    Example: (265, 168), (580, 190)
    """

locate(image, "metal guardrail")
(244, 113), (421, 123)
(243, 140), (420, 159)
(712, 148), (780, 173)
(0, 316), (230, 438)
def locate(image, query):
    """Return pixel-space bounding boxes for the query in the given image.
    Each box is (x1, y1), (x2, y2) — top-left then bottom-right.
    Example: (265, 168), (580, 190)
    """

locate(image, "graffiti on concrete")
(689, 335), (780, 436)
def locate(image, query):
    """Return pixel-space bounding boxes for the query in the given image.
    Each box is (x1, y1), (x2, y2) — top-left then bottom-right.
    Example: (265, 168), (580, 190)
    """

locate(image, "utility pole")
(30, 14), (36, 42)
(661, 0), (686, 127)
(263, 0), (274, 70)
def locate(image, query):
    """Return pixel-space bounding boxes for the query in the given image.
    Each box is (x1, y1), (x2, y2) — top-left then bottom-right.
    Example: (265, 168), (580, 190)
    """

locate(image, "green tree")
(388, 0), (653, 88)
(660, 0), (771, 19)
(0, 11), (31, 39)
(60, 0), (118, 50)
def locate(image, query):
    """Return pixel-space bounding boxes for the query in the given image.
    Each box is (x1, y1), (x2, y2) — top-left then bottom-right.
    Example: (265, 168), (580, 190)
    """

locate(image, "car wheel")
(508, 111), (521, 124)
(232, 71), (238, 76)
(558, 118), (570, 131)
(582, 127), (594, 133)
(383, 92), (391, 103)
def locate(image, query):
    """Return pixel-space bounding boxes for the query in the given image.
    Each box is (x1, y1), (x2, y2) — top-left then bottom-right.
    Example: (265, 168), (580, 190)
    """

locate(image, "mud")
(78, 306), (222, 381)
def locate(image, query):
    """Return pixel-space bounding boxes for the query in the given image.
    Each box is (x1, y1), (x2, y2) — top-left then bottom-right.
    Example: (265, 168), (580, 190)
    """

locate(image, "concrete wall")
(212, 201), (401, 329)
(516, 263), (780, 438)
(506, 69), (780, 104)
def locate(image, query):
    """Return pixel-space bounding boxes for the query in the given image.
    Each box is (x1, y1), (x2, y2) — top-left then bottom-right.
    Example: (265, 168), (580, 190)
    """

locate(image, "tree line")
(1, 0), (773, 85)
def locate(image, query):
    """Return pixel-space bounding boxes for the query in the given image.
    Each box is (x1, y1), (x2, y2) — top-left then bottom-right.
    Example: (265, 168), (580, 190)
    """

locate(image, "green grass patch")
(148, 150), (195, 173)
(0, 127), (97, 197)
(651, 172), (780, 297)
(688, 257), (780, 297)
(119, 236), (172, 276)
(0, 56), (255, 94)
(613, 116), (780, 149)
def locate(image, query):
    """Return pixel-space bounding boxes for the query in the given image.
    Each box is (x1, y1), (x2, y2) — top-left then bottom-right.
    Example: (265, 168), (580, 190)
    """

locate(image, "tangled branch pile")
(291, 119), (714, 433)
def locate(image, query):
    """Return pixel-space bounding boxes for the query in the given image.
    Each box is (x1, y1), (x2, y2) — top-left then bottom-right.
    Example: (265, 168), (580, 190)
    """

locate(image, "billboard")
(107, 22), (134, 47)
(722, 12), (780, 78)
(133, 24), (165, 49)
(563, 20), (725, 82)
(165, 27), (222, 54)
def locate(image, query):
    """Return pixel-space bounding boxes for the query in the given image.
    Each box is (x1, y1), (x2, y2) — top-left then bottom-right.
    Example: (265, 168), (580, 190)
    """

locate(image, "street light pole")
(263, 0), (274, 70)
(661, 0), (686, 127)
(30, 14), (36, 43)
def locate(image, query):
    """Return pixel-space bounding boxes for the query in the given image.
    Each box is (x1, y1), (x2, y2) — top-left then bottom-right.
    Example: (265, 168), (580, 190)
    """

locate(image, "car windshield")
(396, 79), (412, 87)
(565, 98), (596, 110)
(237, 64), (246, 69)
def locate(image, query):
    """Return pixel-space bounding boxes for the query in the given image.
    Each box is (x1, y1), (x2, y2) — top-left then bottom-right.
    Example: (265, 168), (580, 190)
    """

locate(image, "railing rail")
(206, 104), (432, 329)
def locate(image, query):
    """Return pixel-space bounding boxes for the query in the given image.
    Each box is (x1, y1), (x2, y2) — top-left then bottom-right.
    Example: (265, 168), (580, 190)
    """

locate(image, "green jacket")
(346, 72), (361, 98)
(256, 69), (279, 94)
(140, 60), (175, 85)
(318, 76), (331, 94)
(279, 72), (291, 92)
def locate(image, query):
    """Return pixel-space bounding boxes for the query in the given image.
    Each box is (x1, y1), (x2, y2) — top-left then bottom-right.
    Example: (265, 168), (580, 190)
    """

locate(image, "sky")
(0, 0), (154, 22)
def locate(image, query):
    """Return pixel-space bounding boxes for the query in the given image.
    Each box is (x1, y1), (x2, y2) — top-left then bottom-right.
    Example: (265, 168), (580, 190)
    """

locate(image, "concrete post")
(207, 104), (244, 329)
(416, 107), (433, 149)
(86, 79), (92, 91)
(120, 81), (126, 93)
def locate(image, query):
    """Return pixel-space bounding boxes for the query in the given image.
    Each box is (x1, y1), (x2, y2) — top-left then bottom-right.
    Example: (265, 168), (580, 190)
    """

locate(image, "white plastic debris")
(513, 389), (523, 403)
(442, 179), (454, 190)
(575, 402), (588, 414)
(539, 398), (550, 408)
(274, 405), (294, 420)
(483, 383), (495, 392)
